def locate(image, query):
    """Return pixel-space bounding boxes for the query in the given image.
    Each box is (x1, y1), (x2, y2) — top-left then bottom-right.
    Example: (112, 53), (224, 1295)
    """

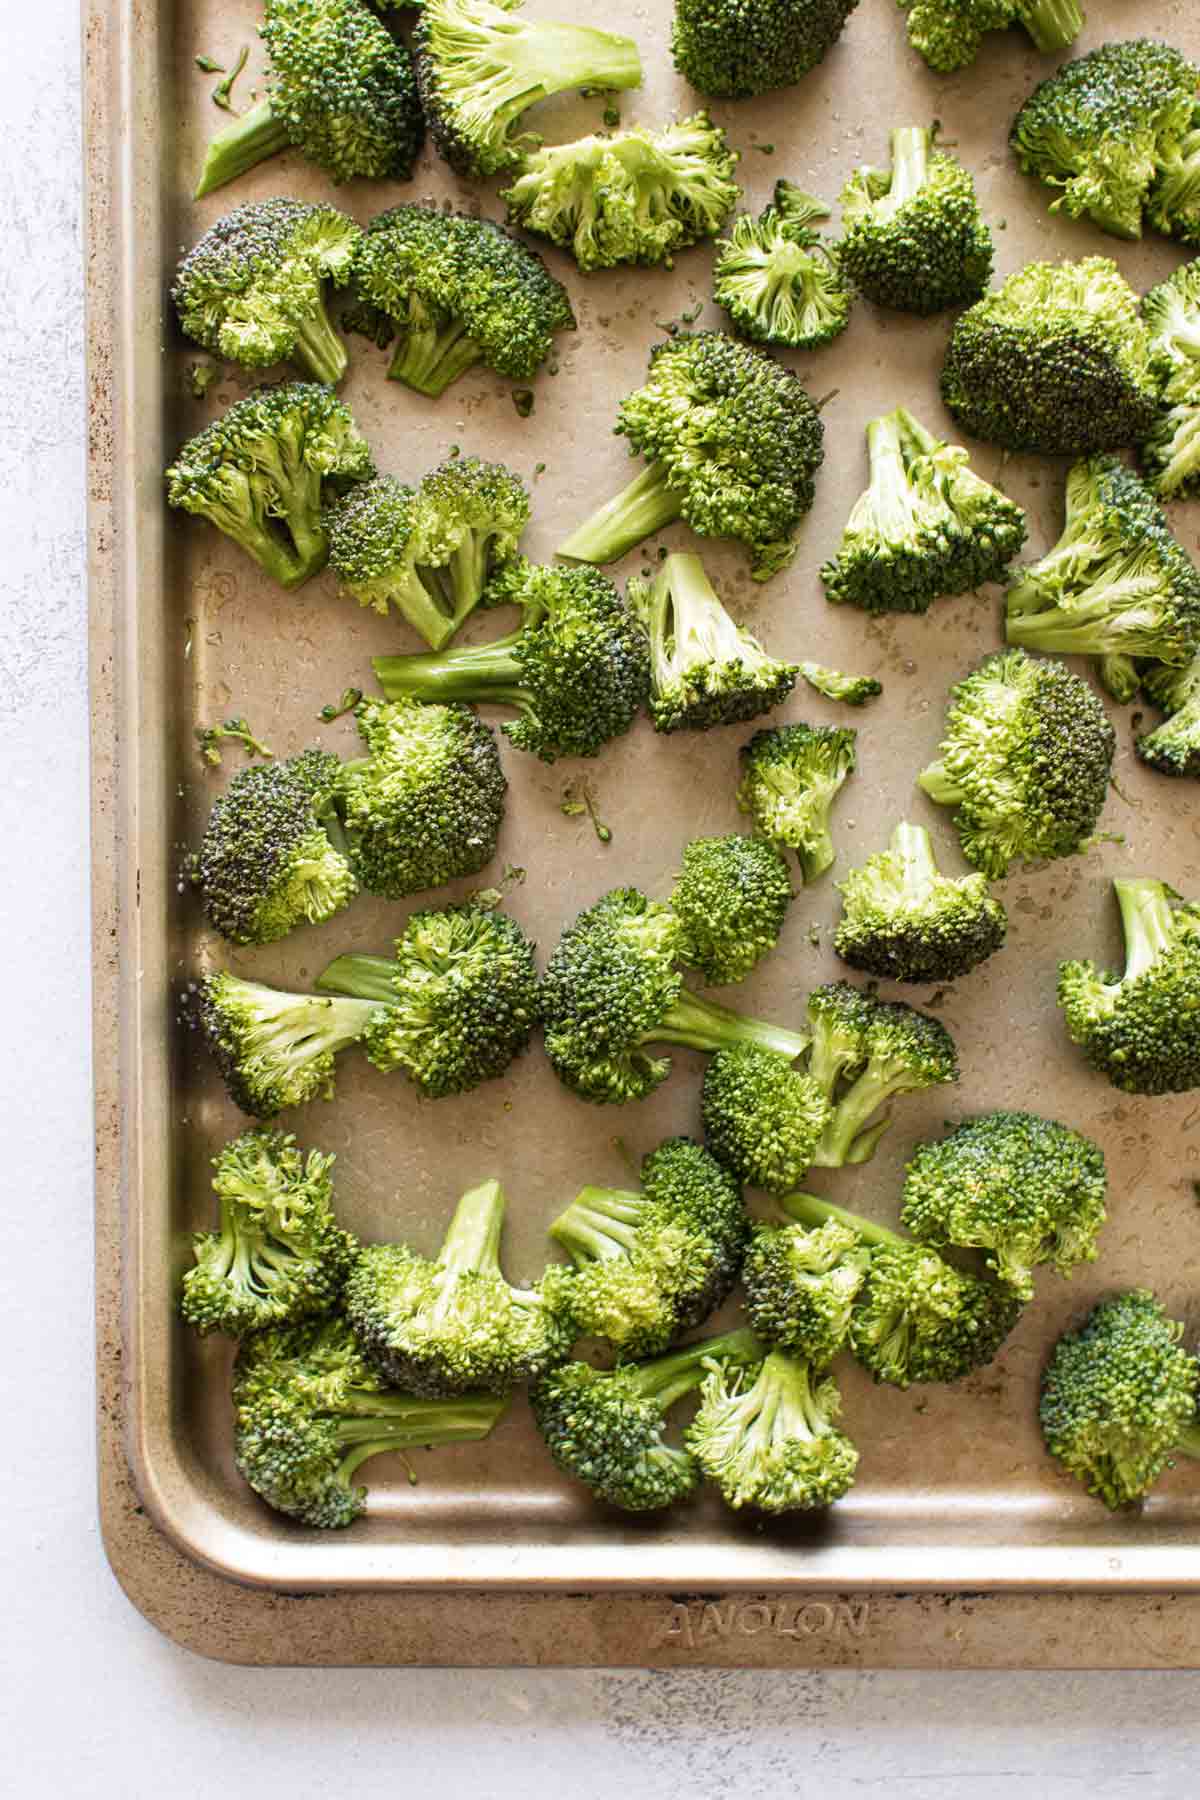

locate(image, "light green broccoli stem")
(629, 1326), (763, 1409)
(917, 759), (963, 806)
(878, 127), (930, 221)
(194, 99), (293, 200)
(1115, 878), (1178, 987)
(387, 314), (484, 398)
(865, 409), (920, 540)
(649, 986), (810, 1061)
(291, 305), (349, 387)
(890, 820), (939, 901)
(315, 953), (399, 1006)
(1177, 1420), (1200, 1460)
(435, 1179), (506, 1279)
(462, 21), (643, 140)
(651, 551), (754, 682)
(1019, 0), (1084, 52)
(550, 1188), (645, 1265)
(335, 1392), (506, 1480)
(373, 629), (528, 709)
(810, 1061), (905, 1167)
(1149, 128), (1200, 233)
(778, 1191), (903, 1251)
(557, 462), (686, 565)
(1099, 653), (1140, 704)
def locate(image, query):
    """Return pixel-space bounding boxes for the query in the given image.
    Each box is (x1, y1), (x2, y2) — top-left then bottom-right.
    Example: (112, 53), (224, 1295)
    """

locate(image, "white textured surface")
(3, 0), (1200, 1789)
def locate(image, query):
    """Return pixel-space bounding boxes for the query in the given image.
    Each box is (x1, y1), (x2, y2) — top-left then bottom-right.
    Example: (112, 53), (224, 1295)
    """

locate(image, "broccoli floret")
(918, 649), (1115, 879)
(173, 199), (360, 386)
(557, 331), (825, 581)
(837, 127), (993, 315)
(501, 113), (738, 272)
(336, 698), (506, 899)
(325, 458), (531, 650)
(232, 1315), (506, 1527)
(1010, 40), (1200, 246)
(1139, 262), (1200, 499)
(1136, 656), (1200, 778)
(804, 981), (959, 1168)
(712, 182), (851, 350)
(350, 204), (575, 398)
(798, 663), (882, 706)
(541, 887), (809, 1105)
(901, 1110), (1108, 1301)
(742, 1218), (870, 1363)
(899, 1), (1083, 76)
(686, 1348), (858, 1512)
(1057, 876), (1200, 1095)
(413, 0), (643, 179)
(194, 0), (424, 199)
(1040, 1290), (1200, 1509)
(671, 0), (859, 99)
(833, 819), (1008, 984)
(821, 406), (1026, 615)
(548, 1137), (748, 1358)
(782, 1192), (1023, 1387)
(941, 258), (1162, 456)
(628, 551), (798, 733)
(165, 381), (374, 590)
(181, 1129), (357, 1337)
(373, 561), (649, 763)
(1005, 458), (1200, 689)
(670, 834), (794, 986)
(529, 1327), (762, 1511)
(316, 896), (541, 1097)
(344, 1179), (575, 1396)
(702, 1046), (832, 1195)
(1141, 403), (1200, 503)
(198, 973), (378, 1118)
(736, 723), (857, 884)
(195, 748), (357, 946)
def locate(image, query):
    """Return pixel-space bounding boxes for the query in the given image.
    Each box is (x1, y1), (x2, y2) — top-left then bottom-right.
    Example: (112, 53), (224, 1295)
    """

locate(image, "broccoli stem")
(1114, 877), (1177, 986)
(628, 1326), (763, 1409)
(879, 127), (930, 221)
(810, 1064), (904, 1167)
(194, 99), (293, 200)
(1152, 129), (1200, 238)
(478, 21), (643, 137)
(436, 1179), (506, 1279)
(650, 551), (751, 683)
(550, 1188), (645, 1265)
(1177, 1421), (1200, 1460)
(373, 630), (530, 710)
(778, 1191), (905, 1251)
(1019, 0), (1083, 52)
(225, 513), (311, 590)
(387, 316), (483, 398)
(648, 985), (810, 1061)
(865, 410), (919, 541)
(917, 760), (964, 806)
(557, 462), (686, 565)
(1099, 653), (1140, 704)
(891, 820), (939, 904)
(334, 1393), (505, 1479)
(315, 953), (399, 1006)
(291, 304), (350, 387)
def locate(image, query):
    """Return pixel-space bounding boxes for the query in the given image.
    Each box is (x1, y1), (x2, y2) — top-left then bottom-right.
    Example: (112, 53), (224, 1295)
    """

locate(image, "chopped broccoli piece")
(833, 819), (1008, 984)
(557, 331), (825, 581)
(1136, 655), (1200, 778)
(737, 722), (857, 883)
(702, 1046), (833, 1195)
(712, 182), (851, 349)
(687, 1348), (858, 1512)
(1141, 401), (1200, 503)
(798, 663), (881, 706)
(628, 551), (797, 733)
(197, 973), (378, 1118)
(837, 127), (993, 315)
(1139, 261), (1200, 498)
(671, 0), (859, 99)
(742, 1217), (870, 1364)
(804, 980), (959, 1168)
(899, 0), (1083, 75)
(670, 834), (794, 986)
(918, 649), (1116, 879)
(196, 716), (274, 767)
(1057, 876), (1200, 1095)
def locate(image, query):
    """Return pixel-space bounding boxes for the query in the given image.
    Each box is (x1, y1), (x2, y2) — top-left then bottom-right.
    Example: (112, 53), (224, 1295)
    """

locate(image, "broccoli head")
(901, 1110), (1108, 1301)
(373, 560), (650, 763)
(557, 331), (825, 581)
(918, 649), (1115, 879)
(837, 127), (993, 315)
(628, 551), (798, 733)
(736, 722), (857, 883)
(501, 113), (739, 272)
(197, 973), (377, 1118)
(530, 1327), (762, 1511)
(413, 0), (643, 179)
(1139, 261), (1200, 499)
(232, 1315), (507, 1527)
(1136, 656), (1200, 778)
(670, 834), (794, 986)
(701, 1046), (832, 1195)
(181, 1129), (357, 1337)
(798, 663), (882, 707)
(687, 1349), (859, 1512)
(742, 1217), (870, 1364)
(821, 406), (1026, 614)
(833, 819), (1008, 984)
(165, 381), (374, 590)
(940, 258), (1162, 455)
(713, 182), (852, 350)
(804, 981), (960, 1168)
(899, 1), (1083, 74)
(671, 0), (859, 99)
(1057, 876), (1200, 1095)
(548, 1137), (748, 1358)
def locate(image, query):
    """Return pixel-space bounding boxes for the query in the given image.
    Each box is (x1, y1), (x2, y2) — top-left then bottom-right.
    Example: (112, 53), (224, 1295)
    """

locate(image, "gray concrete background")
(3, 3), (1197, 1789)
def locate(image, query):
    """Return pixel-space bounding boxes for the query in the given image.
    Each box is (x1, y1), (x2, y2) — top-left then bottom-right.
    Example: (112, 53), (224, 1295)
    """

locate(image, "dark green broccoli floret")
(336, 698), (506, 899)
(344, 1179), (575, 1396)
(1136, 656), (1200, 778)
(670, 834), (794, 986)
(232, 1315), (506, 1527)
(316, 896), (541, 1097)
(197, 973), (378, 1118)
(833, 819), (1008, 984)
(1040, 1290), (1200, 1509)
(821, 406), (1026, 614)
(628, 551), (798, 734)
(548, 1137), (748, 1358)
(1057, 876), (1200, 1095)
(804, 981), (959, 1168)
(557, 331), (825, 581)
(501, 113), (738, 272)
(901, 1110), (1108, 1301)
(736, 723), (857, 883)
(686, 1348), (858, 1512)
(351, 204), (575, 398)
(837, 127), (993, 315)
(712, 182), (851, 350)
(702, 1046), (832, 1195)
(413, 0), (643, 180)
(325, 457), (531, 649)
(195, 747), (357, 946)
(1139, 261), (1200, 499)
(798, 663), (882, 706)
(529, 1327), (762, 1511)
(172, 199), (360, 385)
(782, 1192), (1023, 1387)
(1010, 39), (1200, 246)
(181, 1129), (357, 1337)
(194, 0), (424, 199)
(165, 381), (374, 590)
(540, 887), (809, 1106)
(941, 258), (1162, 455)
(671, 0), (859, 99)
(918, 649), (1116, 879)
(742, 1217), (870, 1363)
(899, 0), (1083, 75)
(372, 561), (650, 763)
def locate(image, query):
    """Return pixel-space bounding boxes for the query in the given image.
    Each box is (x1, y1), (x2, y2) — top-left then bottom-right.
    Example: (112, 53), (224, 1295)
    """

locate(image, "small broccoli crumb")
(195, 54), (226, 73)
(212, 45), (249, 112)
(318, 688), (362, 722)
(512, 388), (535, 418)
(186, 361), (219, 399)
(196, 717), (273, 768)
